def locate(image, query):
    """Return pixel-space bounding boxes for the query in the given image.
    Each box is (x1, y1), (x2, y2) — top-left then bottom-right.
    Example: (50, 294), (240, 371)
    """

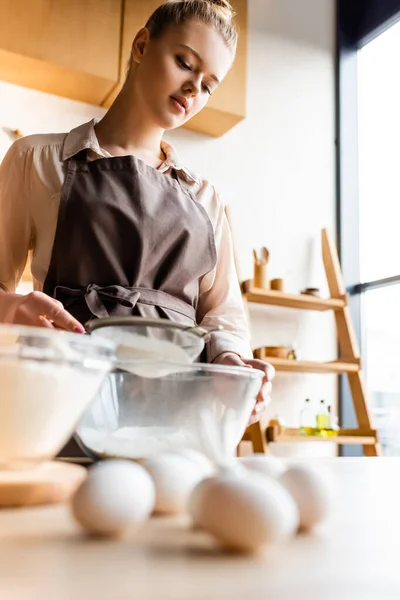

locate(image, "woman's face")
(131, 20), (234, 129)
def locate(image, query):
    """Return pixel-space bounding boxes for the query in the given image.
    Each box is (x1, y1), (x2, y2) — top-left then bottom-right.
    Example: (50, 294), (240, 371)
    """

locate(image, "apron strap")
(54, 284), (197, 322)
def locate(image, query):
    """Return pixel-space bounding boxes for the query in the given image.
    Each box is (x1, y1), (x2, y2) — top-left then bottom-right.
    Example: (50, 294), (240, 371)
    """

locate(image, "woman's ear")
(131, 27), (150, 65)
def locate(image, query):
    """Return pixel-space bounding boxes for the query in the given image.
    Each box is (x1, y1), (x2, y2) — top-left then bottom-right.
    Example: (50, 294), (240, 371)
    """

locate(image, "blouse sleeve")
(196, 191), (252, 362)
(0, 141), (33, 321)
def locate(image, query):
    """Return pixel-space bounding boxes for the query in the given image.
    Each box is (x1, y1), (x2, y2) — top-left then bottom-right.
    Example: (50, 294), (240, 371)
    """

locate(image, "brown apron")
(44, 149), (217, 457)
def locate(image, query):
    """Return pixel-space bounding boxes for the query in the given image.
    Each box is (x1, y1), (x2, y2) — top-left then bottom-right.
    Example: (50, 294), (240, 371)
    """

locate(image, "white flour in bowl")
(78, 425), (198, 459)
(92, 330), (194, 378)
(0, 359), (106, 465)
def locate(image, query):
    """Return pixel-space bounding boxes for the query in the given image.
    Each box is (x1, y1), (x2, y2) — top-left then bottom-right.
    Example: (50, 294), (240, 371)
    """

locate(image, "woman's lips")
(169, 96), (188, 114)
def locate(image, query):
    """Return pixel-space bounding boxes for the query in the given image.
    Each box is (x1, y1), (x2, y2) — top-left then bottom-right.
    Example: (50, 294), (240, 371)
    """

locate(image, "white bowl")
(0, 325), (114, 469)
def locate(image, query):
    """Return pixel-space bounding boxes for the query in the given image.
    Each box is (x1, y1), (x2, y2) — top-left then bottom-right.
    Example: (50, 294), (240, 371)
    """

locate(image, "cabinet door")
(0, 0), (121, 105)
(102, 0), (161, 108)
(188, 0), (247, 136)
(103, 0), (247, 137)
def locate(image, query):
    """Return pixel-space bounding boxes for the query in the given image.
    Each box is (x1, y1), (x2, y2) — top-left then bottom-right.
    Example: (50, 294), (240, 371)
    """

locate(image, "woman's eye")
(177, 56), (191, 70)
(176, 56), (212, 95)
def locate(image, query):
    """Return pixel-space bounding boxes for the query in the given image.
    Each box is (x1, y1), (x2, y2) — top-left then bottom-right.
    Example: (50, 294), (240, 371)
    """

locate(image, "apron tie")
(54, 284), (197, 323)
(54, 284), (141, 318)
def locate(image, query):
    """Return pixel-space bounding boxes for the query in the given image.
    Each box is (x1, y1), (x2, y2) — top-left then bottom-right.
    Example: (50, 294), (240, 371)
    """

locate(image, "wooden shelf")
(245, 288), (345, 311)
(231, 228), (381, 456)
(266, 427), (377, 445)
(261, 357), (359, 374)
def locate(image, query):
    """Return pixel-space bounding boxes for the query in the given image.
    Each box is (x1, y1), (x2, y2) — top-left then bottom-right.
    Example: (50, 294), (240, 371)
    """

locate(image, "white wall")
(0, 84), (106, 161)
(0, 0), (337, 456)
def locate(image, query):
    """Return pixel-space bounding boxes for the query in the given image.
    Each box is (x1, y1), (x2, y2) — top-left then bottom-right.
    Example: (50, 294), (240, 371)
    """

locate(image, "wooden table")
(0, 458), (399, 600)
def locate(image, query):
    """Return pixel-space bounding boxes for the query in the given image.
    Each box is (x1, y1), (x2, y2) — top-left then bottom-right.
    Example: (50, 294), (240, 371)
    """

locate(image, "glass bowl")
(75, 362), (264, 465)
(0, 325), (115, 469)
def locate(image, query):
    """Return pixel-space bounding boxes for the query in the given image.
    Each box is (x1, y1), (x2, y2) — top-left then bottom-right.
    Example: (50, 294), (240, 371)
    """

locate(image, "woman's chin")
(162, 116), (187, 131)
(154, 107), (189, 131)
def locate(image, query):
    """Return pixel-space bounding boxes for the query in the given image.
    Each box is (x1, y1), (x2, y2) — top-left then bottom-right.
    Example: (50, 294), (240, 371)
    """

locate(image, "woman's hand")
(213, 352), (275, 425)
(12, 291), (85, 332)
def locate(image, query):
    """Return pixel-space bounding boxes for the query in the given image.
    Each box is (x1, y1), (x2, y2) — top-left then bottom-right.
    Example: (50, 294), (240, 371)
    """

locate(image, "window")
(338, 0), (400, 455)
(358, 22), (400, 284)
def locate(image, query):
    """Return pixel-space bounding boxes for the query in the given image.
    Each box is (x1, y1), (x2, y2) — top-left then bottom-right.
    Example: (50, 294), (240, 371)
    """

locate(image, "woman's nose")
(183, 76), (201, 97)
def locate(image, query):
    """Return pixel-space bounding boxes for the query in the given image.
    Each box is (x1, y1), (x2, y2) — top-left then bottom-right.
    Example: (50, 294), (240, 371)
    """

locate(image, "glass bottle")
(300, 398), (316, 435)
(316, 399), (330, 430)
(323, 405), (339, 436)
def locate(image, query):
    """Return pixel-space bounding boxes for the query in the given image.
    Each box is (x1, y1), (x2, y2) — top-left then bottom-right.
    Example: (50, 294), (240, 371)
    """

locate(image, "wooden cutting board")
(0, 461), (87, 507)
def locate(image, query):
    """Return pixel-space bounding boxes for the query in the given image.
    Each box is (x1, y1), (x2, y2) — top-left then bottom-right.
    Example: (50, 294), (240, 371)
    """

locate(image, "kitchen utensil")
(86, 317), (222, 378)
(76, 362), (264, 465)
(301, 287), (321, 297)
(270, 278), (284, 291)
(263, 346), (290, 359)
(255, 346), (290, 359)
(260, 247), (270, 264)
(253, 262), (269, 289)
(253, 249), (259, 263)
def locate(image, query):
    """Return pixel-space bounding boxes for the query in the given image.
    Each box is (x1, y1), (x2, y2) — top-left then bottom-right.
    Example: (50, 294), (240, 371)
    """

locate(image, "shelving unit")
(226, 221), (381, 456)
(245, 288), (346, 312)
(265, 427), (378, 447)
(253, 356), (360, 375)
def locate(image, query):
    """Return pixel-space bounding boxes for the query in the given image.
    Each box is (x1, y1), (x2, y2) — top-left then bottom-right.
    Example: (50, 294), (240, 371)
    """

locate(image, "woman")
(0, 0), (273, 420)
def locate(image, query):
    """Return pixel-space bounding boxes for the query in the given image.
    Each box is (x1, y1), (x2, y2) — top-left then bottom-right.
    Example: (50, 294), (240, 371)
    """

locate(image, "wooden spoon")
(260, 247), (270, 264)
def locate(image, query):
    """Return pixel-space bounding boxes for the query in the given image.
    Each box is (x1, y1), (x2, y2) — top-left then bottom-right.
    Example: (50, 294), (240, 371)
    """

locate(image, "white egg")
(141, 452), (213, 515)
(71, 459), (155, 536)
(188, 476), (213, 523)
(279, 464), (334, 531)
(238, 455), (285, 479)
(190, 470), (299, 552)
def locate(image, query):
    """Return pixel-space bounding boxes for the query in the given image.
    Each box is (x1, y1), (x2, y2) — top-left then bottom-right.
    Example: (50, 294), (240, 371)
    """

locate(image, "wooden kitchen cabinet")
(102, 0), (161, 109)
(189, 0), (248, 136)
(103, 0), (248, 137)
(0, 0), (121, 105)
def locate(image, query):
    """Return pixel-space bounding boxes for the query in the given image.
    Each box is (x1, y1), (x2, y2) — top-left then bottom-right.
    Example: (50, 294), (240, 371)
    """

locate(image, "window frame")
(336, 0), (400, 455)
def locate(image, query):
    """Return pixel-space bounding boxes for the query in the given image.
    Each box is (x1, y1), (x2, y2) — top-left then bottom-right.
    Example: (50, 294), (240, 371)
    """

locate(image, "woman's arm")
(197, 194), (274, 421)
(197, 197), (252, 362)
(0, 142), (84, 331)
(0, 141), (33, 319)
